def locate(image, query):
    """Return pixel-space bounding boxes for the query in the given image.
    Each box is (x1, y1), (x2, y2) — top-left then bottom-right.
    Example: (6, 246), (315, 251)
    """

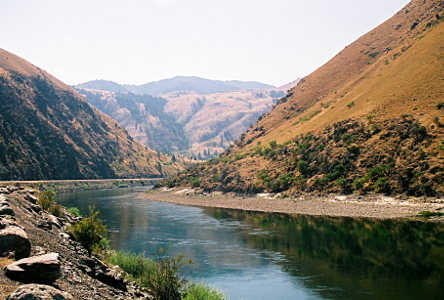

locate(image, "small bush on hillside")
(435, 102), (444, 110)
(269, 140), (277, 148)
(68, 206), (107, 255)
(67, 207), (81, 217)
(297, 160), (308, 174)
(346, 101), (355, 108)
(37, 190), (56, 211)
(38, 190), (63, 217)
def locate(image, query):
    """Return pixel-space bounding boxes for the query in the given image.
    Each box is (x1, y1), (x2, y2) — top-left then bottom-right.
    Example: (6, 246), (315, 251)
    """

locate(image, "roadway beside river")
(0, 178), (160, 193)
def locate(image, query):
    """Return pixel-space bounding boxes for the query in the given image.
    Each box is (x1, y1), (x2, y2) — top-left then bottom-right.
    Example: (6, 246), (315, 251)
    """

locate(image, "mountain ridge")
(0, 48), (189, 180)
(160, 0), (444, 197)
(76, 76), (276, 96)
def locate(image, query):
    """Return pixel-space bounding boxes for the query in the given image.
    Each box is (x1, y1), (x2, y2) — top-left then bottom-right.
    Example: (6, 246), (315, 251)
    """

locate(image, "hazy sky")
(1, 0), (410, 86)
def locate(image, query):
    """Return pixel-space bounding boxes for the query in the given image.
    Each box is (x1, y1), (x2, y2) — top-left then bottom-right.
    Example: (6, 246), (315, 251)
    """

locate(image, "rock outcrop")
(6, 284), (74, 300)
(4, 253), (62, 284)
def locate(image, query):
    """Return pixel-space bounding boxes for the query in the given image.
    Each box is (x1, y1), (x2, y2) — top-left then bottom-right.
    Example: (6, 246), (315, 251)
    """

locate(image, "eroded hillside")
(161, 0), (444, 197)
(0, 49), (190, 180)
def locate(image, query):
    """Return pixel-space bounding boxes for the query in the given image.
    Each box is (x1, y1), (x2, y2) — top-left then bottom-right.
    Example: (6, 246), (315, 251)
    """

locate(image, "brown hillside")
(0, 49), (189, 180)
(162, 0), (444, 197)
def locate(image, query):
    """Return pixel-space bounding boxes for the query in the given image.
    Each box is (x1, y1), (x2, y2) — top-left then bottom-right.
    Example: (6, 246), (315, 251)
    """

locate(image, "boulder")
(0, 226), (31, 259)
(95, 268), (128, 292)
(30, 204), (42, 213)
(4, 253), (62, 284)
(24, 194), (38, 204)
(6, 284), (74, 300)
(0, 205), (15, 216)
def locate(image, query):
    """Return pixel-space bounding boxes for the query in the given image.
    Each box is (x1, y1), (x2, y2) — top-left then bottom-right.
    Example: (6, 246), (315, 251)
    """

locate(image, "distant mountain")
(0, 48), (189, 180)
(76, 89), (188, 153)
(75, 79), (129, 93)
(78, 88), (281, 159)
(161, 0), (444, 197)
(76, 76), (276, 96)
(224, 80), (275, 90)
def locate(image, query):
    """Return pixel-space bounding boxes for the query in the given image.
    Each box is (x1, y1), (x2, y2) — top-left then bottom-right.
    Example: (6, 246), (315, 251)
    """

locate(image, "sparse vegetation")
(37, 190), (63, 217)
(68, 206), (107, 255)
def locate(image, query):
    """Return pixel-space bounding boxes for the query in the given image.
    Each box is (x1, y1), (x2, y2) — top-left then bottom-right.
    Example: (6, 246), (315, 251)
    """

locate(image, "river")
(56, 187), (444, 300)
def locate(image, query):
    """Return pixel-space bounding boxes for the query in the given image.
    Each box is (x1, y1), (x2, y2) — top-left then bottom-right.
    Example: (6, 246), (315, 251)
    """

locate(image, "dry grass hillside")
(163, 89), (286, 157)
(0, 49), (190, 180)
(77, 81), (298, 159)
(161, 0), (444, 197)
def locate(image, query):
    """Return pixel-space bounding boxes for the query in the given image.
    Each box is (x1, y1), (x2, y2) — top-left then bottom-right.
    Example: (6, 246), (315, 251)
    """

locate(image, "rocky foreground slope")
(0, 186), (150, 300)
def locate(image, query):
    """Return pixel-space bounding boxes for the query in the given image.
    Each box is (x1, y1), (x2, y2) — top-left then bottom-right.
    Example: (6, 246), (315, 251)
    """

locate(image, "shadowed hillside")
(161, 0), (444, 197)
(0, 49), (190, 180)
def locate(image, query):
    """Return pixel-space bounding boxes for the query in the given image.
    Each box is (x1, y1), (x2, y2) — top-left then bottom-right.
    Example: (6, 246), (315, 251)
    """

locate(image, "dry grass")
(240, 0), (444, 149)
(0, 255), (17, 300)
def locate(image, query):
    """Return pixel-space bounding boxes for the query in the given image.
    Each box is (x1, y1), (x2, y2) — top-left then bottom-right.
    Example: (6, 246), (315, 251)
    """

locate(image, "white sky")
(0, 0), (410, 86)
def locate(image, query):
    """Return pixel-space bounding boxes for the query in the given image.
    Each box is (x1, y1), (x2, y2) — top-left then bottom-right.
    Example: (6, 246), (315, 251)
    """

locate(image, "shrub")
(372, 177), (388, 191)
(258, 169), (272, 183)
(183, 282), (227, 300)
(49, 204), (63, 218)
(263, 147), (273, 157)
(68, 206), (107, 255)
(269, 140), (277, 149)
(212, 174), (221, 183)
(346, 101), (355, 108)
(297, 160), (308, 174)
(38, 190), (63, 217)
(316, 144), (325, 151)
(37, 190), (56, 211)
(148, 244), (192, 300)
(67, 207), (81, 217)
(435, 102), (444, 110)
(354, 177), (369, 190)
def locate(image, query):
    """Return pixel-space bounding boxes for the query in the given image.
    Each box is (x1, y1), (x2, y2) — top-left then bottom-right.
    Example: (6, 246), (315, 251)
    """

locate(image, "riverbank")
(138, 188), (444, 220)
(0, 179), (160, 194)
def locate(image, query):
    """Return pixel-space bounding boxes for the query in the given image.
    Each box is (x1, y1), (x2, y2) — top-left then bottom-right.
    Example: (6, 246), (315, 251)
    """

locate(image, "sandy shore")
(136, 188), (444, 220)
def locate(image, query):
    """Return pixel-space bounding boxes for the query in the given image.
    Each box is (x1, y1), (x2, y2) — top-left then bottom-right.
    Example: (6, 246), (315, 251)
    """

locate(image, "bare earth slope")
(0, 49), (188, 180)
(162, 0), (444, 197)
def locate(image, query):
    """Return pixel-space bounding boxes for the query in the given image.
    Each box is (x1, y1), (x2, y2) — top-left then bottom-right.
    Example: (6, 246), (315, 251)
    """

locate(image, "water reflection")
(205, 209), (444, 300)
(57, 188), (444, 300)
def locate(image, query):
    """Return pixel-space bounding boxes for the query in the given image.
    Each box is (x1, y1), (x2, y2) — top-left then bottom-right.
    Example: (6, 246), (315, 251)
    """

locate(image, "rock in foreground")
(4, 253), (62, 284)
(6, 284), (74, 300)
(0, 225), (31, 259)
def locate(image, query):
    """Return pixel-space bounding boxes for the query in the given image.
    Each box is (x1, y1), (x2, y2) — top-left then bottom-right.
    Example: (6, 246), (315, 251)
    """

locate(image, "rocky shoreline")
(138, 188), (444, 221)
(0, 186), (151, 300)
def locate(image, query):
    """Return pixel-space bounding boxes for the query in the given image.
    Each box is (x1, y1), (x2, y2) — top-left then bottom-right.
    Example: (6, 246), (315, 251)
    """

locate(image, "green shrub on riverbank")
(37, 190), (63, 217)
(108, 250), (228, 300)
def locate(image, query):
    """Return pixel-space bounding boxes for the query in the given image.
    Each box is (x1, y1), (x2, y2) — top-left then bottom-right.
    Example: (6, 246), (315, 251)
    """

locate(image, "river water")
(56, 187), (444, 300)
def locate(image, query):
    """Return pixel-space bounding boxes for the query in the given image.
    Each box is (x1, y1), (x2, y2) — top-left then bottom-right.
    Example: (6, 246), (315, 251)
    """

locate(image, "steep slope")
(163, 89), (285, 158)
(78, 83), (291, 159)
(0, 49), (188, 180)
(163, 0), (444, 197)
(76, 89), (188, 153)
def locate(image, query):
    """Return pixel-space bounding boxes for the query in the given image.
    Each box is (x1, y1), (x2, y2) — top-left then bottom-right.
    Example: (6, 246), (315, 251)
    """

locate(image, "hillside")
(77, 84), (292, 159)
(76, 76), (275, 96)
(161, 0), (444, 197)
(0, 49), (189, 180)
(77, 89), (188, 153)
